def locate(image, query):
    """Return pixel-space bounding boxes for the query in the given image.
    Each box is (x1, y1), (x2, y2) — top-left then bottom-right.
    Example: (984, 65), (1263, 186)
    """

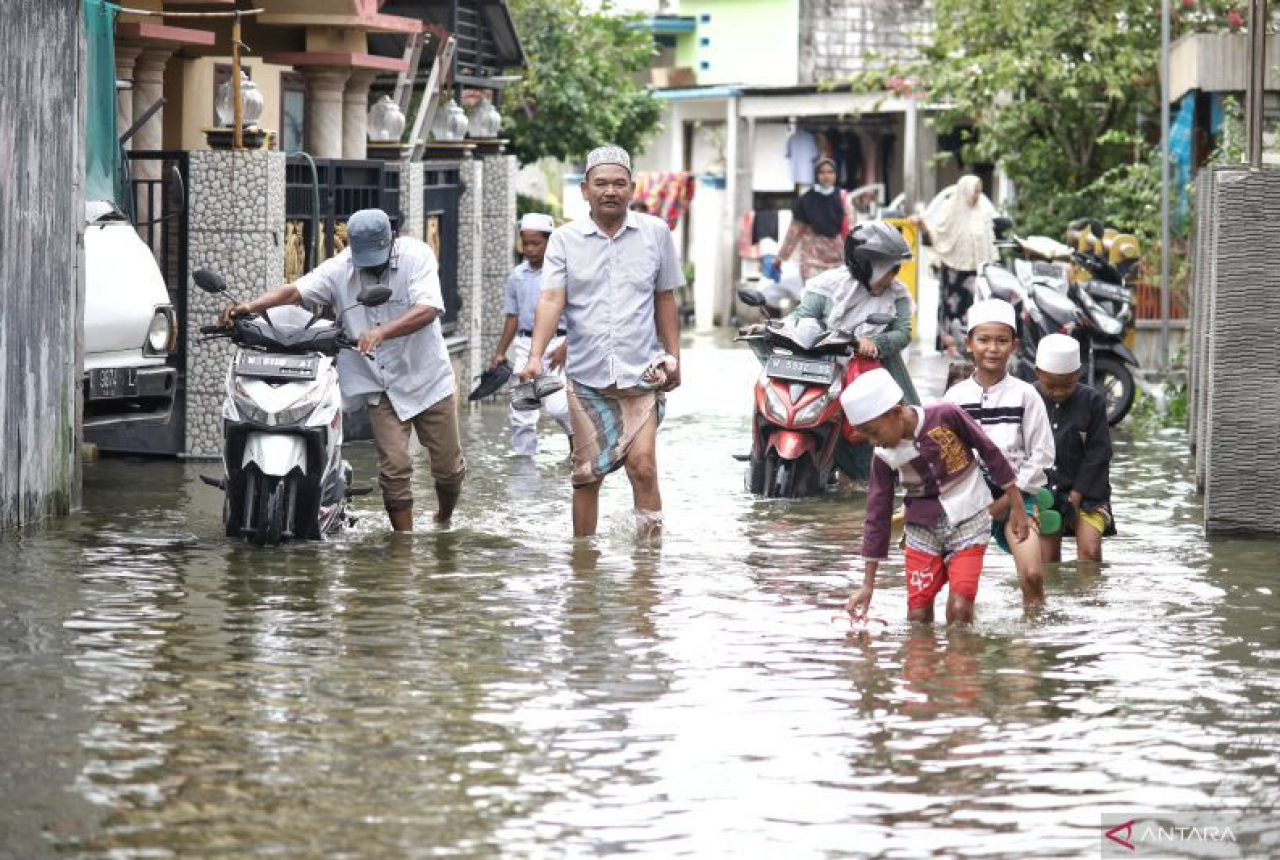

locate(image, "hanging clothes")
(633, 172), (697, 230)
(785, 128), (819, 185)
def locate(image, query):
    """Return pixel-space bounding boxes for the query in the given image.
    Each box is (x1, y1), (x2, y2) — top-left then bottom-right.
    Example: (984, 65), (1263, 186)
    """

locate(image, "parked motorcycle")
(735, 288), (894, 498)
(193, 269), (386, 545)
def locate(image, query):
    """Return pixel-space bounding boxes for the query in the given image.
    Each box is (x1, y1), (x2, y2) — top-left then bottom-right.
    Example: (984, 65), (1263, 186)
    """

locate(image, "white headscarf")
(805, 268), (909, 336)
(923, 175), (999, 272)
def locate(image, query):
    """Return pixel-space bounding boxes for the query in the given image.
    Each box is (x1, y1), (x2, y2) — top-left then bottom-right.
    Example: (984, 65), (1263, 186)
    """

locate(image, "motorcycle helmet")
(845, 220), (913, 287)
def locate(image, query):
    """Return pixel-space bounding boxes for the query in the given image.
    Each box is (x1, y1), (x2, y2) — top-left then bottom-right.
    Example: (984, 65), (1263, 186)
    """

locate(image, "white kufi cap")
(1035, 333), (1081, 374)
(585, 144), (632, 176)
(519, 212), (555, 234)
(966, 298), (1016, 332)
(839, 367), (904, 426)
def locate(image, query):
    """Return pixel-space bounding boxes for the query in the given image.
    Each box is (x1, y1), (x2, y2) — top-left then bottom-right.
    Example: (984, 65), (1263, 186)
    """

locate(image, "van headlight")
(145, 307), (177, 355)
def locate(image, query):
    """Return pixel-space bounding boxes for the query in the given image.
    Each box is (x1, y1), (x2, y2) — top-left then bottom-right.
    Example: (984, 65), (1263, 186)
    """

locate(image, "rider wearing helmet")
(784, 220), (922, 485)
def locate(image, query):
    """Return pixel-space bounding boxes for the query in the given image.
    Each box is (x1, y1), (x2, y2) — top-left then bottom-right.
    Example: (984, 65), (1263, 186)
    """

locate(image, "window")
(699, 61), (710, 71)
(281, 72), (306, 154)
(699, 12), (711, 23)
(699, 36), (710, 47)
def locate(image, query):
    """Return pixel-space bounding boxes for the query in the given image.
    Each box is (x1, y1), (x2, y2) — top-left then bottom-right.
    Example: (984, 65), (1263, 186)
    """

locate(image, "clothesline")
(103, 3), (264, 18)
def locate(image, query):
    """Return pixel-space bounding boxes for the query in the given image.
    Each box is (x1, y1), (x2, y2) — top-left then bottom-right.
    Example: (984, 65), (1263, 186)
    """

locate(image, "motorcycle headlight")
(230, 377), (269, 425)
(763, 384), (789, 423)
(145, 308), (176, 355)
(794, 393), (830, 426)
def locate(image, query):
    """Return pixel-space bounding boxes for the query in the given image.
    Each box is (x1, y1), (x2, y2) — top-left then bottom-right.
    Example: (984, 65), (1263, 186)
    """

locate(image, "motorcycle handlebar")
(199, 325), (229, 335)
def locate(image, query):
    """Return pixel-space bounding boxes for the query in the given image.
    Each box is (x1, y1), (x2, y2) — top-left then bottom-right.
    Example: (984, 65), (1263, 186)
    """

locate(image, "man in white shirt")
(518, 145), (685, 537)
(221, 208), (465, 531)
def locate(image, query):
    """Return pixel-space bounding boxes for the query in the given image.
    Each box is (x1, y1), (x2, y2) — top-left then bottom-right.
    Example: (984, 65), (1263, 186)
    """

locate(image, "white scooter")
(193, 269), (387, 545)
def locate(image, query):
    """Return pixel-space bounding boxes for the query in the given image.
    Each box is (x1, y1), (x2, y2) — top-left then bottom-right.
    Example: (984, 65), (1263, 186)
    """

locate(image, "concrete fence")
(1189, 166), (1280, 535)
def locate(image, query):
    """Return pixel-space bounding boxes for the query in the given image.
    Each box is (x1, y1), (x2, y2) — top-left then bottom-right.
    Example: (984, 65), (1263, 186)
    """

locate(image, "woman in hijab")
(770, 158), (854, 282)
(917, 174), (999, 356)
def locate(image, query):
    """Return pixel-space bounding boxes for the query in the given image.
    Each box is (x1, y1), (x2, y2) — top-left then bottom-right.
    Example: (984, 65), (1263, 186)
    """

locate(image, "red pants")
(904, 545), (985, 611)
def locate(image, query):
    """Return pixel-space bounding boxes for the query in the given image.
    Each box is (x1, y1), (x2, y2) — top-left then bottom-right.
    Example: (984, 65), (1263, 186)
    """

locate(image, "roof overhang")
(263, 51), (409, 72)
(115, 21), (217, 48)
(634, 16), (697, 35)
(652, 85), (742, 101)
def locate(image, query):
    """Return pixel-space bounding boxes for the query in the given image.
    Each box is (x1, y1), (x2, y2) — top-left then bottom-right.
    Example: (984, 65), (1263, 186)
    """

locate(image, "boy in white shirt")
(944, 299), (1055, 606)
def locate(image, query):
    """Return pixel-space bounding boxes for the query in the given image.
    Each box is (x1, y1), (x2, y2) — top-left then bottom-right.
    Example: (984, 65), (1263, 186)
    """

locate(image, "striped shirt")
(944, 373), (1055, 493)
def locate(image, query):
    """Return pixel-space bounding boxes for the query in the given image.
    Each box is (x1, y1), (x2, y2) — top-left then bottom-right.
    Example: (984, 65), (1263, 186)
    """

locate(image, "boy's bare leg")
(907, 605), (935, 624)
(1005, 520), (1045, 604)
(1040, 532), (1063, 563)
(1075, 520), (1103, 563)
(945, 593), (975, 625)
(572, 480), (603, 537)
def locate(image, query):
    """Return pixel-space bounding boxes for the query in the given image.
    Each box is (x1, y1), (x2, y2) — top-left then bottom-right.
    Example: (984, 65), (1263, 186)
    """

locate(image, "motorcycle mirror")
(357, 285), (393, 307)
(737, 288), (767, 308)
(193, 269), (228, 294)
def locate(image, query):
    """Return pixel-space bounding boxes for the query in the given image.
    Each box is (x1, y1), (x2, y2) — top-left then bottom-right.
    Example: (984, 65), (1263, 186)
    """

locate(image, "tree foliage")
(505, 0), (662, 165)
(861, 0), (1242, 238)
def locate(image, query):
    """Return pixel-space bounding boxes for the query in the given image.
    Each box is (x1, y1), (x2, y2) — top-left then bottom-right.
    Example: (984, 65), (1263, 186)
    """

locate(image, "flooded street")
(3, 333), (1279, 857)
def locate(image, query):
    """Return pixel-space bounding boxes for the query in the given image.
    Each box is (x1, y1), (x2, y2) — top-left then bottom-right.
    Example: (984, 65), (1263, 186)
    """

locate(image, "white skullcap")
(966, 298), (1016, 332)
(840, 367), (904, 426)
(519, 212), (555, 234)
(585, 144), (632, 176)
(1035, 333), (1081, 374)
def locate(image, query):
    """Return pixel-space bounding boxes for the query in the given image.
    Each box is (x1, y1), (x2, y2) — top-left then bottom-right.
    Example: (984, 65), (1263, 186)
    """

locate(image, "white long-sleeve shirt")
(944, 373), (1055, 493)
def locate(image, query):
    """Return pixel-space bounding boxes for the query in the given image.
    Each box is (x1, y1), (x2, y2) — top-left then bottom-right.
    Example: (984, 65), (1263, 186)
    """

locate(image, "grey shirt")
(295, 237), (454, 420)
(541, 210), (684, 389)
(503, 261), (564, 332)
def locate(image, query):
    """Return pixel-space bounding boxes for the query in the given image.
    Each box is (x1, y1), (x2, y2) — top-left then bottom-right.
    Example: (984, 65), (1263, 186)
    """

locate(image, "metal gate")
(285, 157), (403, 278)
(424, 159), (462, 332)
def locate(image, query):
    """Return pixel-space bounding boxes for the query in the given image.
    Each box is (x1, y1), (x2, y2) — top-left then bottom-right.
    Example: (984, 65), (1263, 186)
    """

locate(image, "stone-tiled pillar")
(397, 160), (424, 240)
(184, 151), (287, 458)
(480, 153), (518, 370)
(303, 67), (349, 159)
(457, 154), (484, 393)
(342, 70), (378, 160)
(114, 43), (143, 149)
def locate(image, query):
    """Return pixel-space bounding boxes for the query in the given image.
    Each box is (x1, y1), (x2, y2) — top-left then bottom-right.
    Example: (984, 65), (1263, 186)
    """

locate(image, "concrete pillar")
(342, 70), (378, 159)
(480, 153), (517, 366)
(131, 47), (173, 152)
(184, 151), (287, 457)
(458, 154), (484, 394)
(690, 175), (726, 332)
(303, 67), (349, 159)
(114, 43), (143, 149)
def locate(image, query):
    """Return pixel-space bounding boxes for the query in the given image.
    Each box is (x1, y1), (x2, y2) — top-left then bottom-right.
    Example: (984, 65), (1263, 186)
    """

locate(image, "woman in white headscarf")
(917, 174), (999, 356)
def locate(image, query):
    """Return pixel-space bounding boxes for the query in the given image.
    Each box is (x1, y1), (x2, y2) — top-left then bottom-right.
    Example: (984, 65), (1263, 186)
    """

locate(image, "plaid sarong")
(567, 381), (665, 486)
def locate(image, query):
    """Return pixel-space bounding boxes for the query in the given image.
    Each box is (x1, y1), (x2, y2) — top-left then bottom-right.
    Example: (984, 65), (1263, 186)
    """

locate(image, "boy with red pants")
(842, 368), (1029, 625)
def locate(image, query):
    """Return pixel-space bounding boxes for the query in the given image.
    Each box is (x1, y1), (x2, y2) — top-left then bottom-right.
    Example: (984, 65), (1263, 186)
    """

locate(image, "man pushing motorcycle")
(219, 208), (465, 531)
(747, 220), (921, 485)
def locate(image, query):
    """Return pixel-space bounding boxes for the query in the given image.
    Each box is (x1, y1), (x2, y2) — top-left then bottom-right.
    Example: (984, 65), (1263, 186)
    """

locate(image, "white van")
(82, 200), (178, 452)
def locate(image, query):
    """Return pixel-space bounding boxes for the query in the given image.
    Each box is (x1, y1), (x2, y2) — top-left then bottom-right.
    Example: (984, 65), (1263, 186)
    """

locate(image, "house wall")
(798, 0), (932, 84)
(0, 0), (83, 528)
(675, 0), (800, 88)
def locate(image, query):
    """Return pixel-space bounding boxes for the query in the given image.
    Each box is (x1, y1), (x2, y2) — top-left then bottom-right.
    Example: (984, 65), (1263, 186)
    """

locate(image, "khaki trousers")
(369, 393), (466, 512)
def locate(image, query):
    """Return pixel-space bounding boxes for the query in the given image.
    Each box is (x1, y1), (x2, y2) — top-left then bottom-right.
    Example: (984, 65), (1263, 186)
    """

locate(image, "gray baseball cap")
(347, 208), (393, 268)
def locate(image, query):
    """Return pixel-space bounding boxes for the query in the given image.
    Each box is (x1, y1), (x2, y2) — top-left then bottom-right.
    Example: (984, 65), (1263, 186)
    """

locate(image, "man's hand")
(659, 359), (681, 392)
(519, 356), (544, 382)
(358, 327), (386, 356)
(219, 302), (253, 328)
(856, 337), (879, 358)
(1068, 490), (1082, 511)
(846, 583), (874, 622)
(1007, 497), (1031, 543)
(549, 341), (568, 372)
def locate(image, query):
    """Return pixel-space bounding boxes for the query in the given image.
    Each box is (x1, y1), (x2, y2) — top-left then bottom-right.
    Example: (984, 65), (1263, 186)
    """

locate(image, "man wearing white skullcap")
(490, 213), (572, 456)
(517, 145), (685, 537)
(945, 296), (1055, 607)
(840, 367), (1029, 625)
(1033, 333), (1114, 564)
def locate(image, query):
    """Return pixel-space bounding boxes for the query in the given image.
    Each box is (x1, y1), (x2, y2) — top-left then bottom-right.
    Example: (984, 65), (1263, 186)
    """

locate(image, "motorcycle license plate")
(88, 367), (138, 400)
(234, 352), (319, 381)
(765, 355), (836, 385)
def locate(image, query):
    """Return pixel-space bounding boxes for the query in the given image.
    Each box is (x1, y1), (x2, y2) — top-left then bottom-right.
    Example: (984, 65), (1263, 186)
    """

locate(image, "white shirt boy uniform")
(944, 373), (1055, 495)
(503, 231), (571, 456)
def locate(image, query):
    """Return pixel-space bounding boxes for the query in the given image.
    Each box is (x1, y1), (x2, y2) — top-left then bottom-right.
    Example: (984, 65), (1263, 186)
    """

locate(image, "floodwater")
(2, 334), (1278, 858)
